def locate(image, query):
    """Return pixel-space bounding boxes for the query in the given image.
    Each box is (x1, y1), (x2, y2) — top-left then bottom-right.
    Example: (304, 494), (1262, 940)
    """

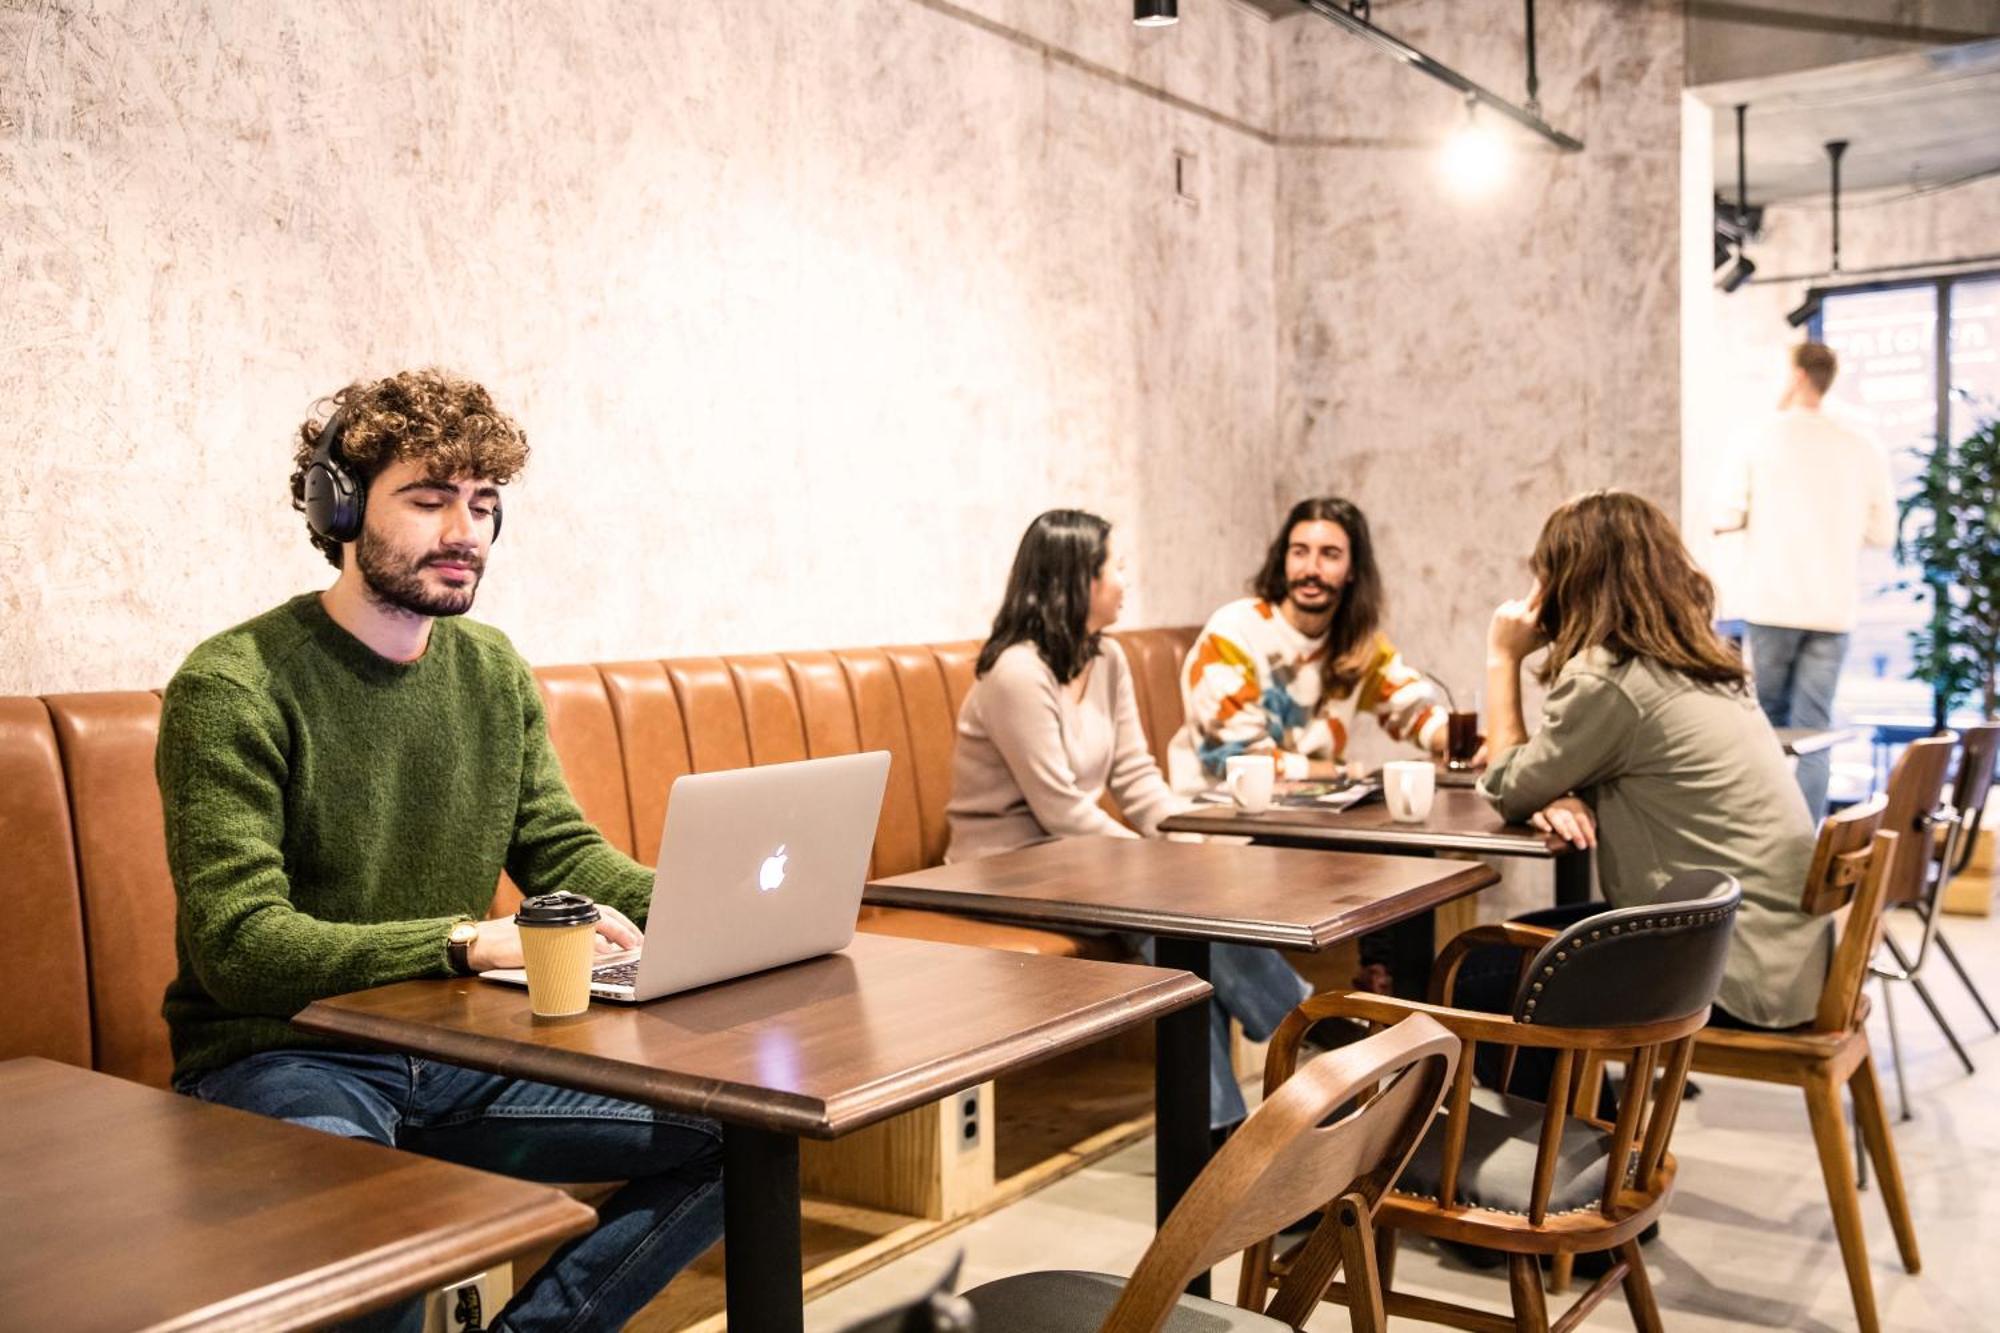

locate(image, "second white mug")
(1382, 760), (1436, 823)
(1224, 753), (1276, 813)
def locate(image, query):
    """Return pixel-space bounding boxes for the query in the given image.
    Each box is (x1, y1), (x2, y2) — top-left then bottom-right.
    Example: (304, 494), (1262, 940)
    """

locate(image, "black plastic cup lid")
(515, 891), (601, 928)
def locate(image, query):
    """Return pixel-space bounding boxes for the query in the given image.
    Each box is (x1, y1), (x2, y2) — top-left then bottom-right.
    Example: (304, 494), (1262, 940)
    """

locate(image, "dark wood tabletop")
(0, 1056), (595, 1333)
(1157, 786), (1568, 858)
(294, 931), (1209, 1141)
(863, 836), (1498, 949)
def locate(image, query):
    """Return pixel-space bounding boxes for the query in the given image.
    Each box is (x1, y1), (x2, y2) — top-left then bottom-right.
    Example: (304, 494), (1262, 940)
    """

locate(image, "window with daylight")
(1811, 272), (1998, 794)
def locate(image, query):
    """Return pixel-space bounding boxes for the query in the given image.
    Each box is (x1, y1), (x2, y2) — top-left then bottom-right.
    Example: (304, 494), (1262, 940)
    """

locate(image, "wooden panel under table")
(293, 932), (1211, 1140)
(0, 1056), (594, 1333)
(864, 835), (1499, 949)
(1159, 787), (1566, 859)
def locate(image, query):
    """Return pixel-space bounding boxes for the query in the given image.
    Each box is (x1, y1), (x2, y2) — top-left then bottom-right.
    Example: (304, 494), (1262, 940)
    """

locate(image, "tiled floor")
(806, 909), (2000, 1330)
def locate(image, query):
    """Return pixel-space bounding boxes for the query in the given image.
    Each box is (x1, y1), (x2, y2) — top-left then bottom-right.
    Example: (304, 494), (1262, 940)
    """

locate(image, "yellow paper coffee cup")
(515, 892), (602, 1018)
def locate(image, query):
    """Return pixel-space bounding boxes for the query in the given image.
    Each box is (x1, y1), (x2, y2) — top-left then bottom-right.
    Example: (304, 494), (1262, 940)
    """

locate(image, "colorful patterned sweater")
(1167, 598), (1446, 787)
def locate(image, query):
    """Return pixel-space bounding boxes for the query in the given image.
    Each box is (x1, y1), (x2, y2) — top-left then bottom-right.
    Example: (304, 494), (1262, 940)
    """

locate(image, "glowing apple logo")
(758, 845), (789, 892)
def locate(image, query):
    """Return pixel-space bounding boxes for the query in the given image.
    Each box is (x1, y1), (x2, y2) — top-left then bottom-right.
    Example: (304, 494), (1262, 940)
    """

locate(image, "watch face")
(451, 921), (480, 945)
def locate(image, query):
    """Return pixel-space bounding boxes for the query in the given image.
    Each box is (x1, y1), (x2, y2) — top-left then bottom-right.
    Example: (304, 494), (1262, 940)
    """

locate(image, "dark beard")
(357, 528), (481, 618)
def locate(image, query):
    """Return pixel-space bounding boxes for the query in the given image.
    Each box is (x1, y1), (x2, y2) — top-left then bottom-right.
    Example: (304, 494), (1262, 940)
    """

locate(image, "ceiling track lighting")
(1717, 103), (1756, 293)
(1784, 139), (1850, 328)
(1133, 0), (1177, 27)
(1294, 0), (1583, 152)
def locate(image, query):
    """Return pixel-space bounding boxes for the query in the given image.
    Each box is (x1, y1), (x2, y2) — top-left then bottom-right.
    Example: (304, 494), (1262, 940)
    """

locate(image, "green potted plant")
(1898, 406), (2000, 729)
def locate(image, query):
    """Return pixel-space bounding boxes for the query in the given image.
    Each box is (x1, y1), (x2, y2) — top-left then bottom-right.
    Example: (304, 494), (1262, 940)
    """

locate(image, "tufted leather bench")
(0, 628), (1201, 1088)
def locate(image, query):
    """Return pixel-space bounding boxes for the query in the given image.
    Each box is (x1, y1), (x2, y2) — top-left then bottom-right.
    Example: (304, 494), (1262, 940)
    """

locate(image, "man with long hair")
(1714, 342), (1895, 820)
(1169, 497), (1447, 790)
(156, 370), (723, 1332)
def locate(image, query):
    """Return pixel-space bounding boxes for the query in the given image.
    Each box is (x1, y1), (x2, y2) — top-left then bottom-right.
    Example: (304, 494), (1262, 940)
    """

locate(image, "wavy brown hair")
(289, 368), (530, 567)
(1251, 496), (1384, 692)
(1530, 490), (1747, 688)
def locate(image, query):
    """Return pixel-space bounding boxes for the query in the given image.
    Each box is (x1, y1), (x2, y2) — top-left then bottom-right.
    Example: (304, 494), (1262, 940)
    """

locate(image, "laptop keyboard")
(592, 960), (640, 988)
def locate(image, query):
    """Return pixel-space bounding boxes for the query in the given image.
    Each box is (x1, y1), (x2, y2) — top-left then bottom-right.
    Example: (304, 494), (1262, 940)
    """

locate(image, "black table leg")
(1554, 848), (1593, 907)
(723, 1123), (803, 1333)
(1380, 909), (1437, 1001)
(1153, 935), (1213, 1299)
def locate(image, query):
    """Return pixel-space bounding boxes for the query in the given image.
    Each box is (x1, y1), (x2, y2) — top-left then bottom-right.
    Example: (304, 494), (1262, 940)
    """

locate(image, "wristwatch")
(446, 919), (481, 976)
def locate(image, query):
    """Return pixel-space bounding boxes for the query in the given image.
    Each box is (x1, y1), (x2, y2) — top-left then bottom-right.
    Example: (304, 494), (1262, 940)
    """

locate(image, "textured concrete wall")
(1272, 0), (1688, 728)
(0, 0), (1277, 693)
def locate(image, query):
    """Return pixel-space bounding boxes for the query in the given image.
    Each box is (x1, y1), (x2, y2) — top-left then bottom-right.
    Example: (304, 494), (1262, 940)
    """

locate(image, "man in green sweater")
(157, 369), (722, 1333)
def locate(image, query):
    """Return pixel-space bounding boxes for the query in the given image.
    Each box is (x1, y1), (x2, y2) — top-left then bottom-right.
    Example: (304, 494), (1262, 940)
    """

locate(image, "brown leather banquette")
(0, 627), (1200, 1089)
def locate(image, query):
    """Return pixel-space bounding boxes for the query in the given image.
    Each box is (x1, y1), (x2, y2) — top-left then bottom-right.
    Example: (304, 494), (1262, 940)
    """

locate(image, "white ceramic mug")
(1382, 759), (1436, 824)
(1224, 754), (1276, 813)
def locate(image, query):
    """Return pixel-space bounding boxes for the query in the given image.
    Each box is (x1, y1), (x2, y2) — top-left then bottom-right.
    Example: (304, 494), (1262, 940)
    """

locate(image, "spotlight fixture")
(1786, 290), (1823, 329)
(1133, 0), (1177, 26)
(1718, 252), (1757, 293)
(1440, 97), (1508, 197)
(1716, 104), (1756, 294)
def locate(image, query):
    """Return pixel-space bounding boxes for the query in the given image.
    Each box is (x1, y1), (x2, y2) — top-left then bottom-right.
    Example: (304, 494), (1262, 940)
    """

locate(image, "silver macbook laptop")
(481, 751), (890, 1003)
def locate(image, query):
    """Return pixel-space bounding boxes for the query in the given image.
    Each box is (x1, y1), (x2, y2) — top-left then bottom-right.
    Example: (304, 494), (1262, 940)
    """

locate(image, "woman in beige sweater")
(945, 509), (1310, 1129)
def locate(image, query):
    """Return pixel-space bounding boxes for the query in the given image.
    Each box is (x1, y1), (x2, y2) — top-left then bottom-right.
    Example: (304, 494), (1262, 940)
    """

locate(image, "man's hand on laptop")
(465, 904), (646, 971)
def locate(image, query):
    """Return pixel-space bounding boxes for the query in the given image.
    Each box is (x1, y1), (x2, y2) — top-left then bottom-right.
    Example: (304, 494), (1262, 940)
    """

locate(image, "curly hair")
(289, 368), (530, 568)
(1531, 490), (1747, 688)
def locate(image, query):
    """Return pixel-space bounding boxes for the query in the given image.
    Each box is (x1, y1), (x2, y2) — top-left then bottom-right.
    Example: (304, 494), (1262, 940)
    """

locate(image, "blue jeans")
(1140, 940), (1312, 1129)
(1746, 624), (1850, 821)
(183, 1050), (724, 1333)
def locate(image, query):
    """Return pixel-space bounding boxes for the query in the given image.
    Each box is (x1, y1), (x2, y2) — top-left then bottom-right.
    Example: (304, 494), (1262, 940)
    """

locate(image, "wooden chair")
(1692, 781), (1925, 1333)
(1242, 872), (1744, 1332)
(960, 1015), (1460, 1332)
(1871, 722), (1999, 1108)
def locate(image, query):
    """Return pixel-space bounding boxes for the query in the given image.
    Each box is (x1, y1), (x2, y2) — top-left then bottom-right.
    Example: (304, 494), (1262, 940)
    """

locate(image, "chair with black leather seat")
(961, 1015), (1460, 1332)
(1242, 871), (1743, 1333)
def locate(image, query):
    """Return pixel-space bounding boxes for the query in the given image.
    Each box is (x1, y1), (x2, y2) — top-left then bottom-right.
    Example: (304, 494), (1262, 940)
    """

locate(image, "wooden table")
(294, 931), (1207, 1333)
(0, 1056), (595, 1332)
(1160, 786), (1591, 904)
(864, 835), (1497, 1293)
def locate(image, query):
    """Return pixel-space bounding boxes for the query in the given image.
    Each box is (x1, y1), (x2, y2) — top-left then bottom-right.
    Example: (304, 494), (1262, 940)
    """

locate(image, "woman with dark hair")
(945, 509), (1180, 861)
(946, 509), (1309, 1130)
(1480, 490), (1825, 1028)
(1170, 496), (1447, 790)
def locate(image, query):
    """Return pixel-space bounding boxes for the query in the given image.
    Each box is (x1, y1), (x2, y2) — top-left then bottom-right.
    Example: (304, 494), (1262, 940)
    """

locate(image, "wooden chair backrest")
(1800, 796), (1887, 917)
(1100, 1016), (1458, 1333)
(1797, 794), (1902, 1034)
(1950, 723), (2000, 876)
(1878, 736), (1956, 906)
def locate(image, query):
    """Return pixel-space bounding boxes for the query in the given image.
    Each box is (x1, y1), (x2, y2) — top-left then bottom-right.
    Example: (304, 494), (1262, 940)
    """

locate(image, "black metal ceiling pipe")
(1294, 0), (1584, 151)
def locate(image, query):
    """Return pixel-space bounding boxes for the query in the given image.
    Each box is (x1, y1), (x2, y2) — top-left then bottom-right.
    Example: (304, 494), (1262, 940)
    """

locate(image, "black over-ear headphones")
(302, 404), (504, 545)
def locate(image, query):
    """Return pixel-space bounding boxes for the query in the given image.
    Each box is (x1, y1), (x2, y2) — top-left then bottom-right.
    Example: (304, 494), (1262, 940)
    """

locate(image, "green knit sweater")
(156, 593), (653, 1084)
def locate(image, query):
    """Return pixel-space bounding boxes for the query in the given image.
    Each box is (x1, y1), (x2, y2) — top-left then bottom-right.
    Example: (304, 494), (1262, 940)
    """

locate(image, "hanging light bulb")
(1134, 0), (1178, 26)
(1440, 96), (1508, 197)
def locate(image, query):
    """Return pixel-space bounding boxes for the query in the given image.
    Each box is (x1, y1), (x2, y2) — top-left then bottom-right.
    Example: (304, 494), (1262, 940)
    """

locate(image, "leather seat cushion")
(1397, 1086), (1615, 1216)
(964, 1270), (1286, 1331)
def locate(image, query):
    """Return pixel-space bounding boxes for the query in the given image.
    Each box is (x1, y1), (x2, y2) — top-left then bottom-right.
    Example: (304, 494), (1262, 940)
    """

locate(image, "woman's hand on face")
(1488, 582), (1548, 663)
(1530, 795), (1596, 849)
